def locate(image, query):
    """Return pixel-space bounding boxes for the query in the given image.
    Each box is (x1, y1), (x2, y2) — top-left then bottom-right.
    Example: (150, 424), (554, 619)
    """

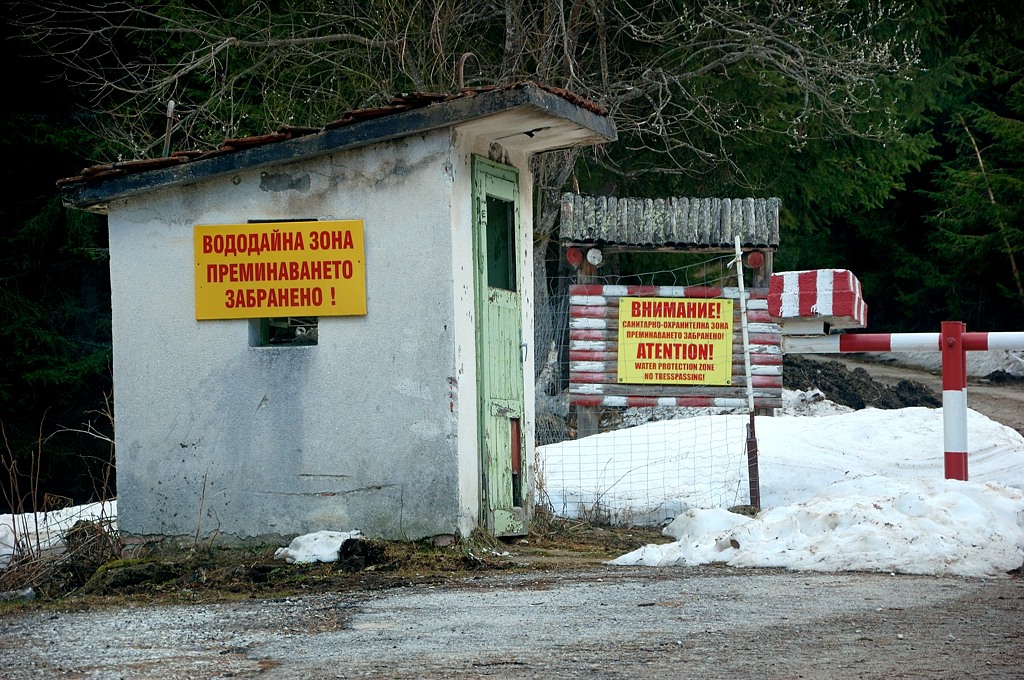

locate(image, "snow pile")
(273, 530), (363, 564)
(1, 501), (117, 569)
(539, 389), (1024, 576)
(612, 477), (1024, 577)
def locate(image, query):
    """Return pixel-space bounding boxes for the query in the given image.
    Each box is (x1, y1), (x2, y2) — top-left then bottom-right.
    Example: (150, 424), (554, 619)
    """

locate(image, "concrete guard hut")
(59, 84), (616, 543)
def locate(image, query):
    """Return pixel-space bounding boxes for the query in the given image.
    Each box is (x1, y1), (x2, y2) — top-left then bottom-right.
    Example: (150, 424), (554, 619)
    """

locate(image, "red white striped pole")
(941, 321), (969, 481)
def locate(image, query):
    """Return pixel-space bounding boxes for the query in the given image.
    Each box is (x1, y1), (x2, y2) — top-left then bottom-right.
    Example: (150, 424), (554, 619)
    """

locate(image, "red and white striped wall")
(769, 269), (868, 331)
(567, 284), (783, 411)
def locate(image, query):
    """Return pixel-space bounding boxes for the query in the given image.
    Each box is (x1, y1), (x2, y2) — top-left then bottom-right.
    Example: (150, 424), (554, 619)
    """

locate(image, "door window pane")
(486, 195), (515, 291)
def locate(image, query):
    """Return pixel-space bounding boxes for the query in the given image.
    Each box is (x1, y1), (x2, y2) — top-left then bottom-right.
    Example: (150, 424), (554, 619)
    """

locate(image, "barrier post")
(941, 321), (969, 481)
(733, 236), (760, 509)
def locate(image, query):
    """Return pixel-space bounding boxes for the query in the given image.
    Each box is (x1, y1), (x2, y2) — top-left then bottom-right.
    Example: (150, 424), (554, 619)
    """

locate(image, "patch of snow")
(272, 530), (363, 564)
(612, 477), (1024, 577)
(540, 397), (1024, 576)
(0, 501), (116, 569)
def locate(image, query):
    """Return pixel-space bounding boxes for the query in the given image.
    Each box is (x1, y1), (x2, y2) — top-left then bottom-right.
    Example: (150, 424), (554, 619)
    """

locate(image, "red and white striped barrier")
(781, 331), (1024, 354)
(784, 323), (1024, 482)
(769, 269), (868, 331)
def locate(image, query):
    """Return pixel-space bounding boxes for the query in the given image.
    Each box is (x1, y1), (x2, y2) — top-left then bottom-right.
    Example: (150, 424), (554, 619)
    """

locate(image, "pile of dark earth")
(782, 355), (942, 410)
(983, 369), (1024, 385)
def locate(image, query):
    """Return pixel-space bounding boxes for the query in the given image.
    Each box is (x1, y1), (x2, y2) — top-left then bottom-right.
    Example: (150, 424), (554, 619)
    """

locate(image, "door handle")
(520, 342), (528, 363)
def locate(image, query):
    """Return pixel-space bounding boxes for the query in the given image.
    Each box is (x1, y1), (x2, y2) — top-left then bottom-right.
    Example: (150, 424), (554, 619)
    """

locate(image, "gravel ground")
(2, 566), (1022, 679)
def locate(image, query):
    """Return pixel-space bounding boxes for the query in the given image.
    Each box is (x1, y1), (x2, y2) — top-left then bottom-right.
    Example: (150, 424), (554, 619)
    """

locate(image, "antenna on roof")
(161, 100), (176, 158)
(457, 53), (479, 90)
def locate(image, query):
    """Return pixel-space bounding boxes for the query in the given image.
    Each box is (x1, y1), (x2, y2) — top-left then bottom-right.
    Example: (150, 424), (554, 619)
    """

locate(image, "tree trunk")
(531, 151), (579, 395)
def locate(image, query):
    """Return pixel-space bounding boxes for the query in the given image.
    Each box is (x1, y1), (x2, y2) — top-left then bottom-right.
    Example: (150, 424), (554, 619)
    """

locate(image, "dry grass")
(0, 511), (668, 611)
(2, 404), (118, 601)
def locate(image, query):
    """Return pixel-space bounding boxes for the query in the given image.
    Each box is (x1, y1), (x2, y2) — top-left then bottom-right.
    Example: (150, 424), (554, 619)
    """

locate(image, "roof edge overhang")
(61, 83), (616, 213)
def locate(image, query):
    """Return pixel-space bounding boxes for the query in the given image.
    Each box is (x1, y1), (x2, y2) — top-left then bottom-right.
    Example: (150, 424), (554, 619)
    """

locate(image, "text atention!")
(617, 297), (734, 385)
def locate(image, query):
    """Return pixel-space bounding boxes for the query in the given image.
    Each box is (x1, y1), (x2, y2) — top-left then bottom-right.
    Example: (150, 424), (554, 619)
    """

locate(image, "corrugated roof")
(560, 194), (780, 250)
(59, 82), (614, 211)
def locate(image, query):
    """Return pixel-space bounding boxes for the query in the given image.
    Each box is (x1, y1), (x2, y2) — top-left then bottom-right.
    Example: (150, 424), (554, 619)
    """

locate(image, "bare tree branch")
(13, 0), (919, 171)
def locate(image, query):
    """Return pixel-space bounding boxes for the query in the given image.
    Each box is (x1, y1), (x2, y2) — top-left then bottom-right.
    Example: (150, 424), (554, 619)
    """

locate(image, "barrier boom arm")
(783, 332), (1024, 354)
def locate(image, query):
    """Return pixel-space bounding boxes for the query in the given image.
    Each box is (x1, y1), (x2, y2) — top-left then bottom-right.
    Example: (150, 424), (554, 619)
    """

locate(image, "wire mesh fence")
(533, 252), (779, 525)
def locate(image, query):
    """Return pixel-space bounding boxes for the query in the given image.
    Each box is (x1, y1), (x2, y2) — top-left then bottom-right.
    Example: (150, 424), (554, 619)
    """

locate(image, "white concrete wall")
(448, 135), (479, 538)
(107, 131), (469, 542)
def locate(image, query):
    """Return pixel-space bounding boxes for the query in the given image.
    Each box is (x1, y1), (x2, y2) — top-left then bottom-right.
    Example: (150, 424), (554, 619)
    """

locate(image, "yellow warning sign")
(617, 297), (734, 385)
(194, 220), (366, 319)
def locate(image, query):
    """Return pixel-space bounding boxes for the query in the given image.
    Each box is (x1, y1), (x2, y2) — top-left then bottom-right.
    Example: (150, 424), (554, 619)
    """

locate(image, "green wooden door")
(473, 157), (526, 537)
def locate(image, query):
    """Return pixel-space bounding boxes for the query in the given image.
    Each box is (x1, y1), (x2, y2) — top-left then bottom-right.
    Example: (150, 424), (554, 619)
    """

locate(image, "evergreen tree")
(0, 22), (113, 510)
(926, 78), (1024, 329)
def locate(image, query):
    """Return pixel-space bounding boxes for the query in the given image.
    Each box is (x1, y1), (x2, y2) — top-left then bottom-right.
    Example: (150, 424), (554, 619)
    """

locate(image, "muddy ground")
(1, 356), (1022, 678)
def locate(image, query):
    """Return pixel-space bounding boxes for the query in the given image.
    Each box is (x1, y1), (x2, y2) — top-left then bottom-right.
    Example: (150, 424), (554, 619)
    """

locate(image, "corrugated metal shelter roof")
(560, 194), (780, 250)
(59, 82), (615, 213)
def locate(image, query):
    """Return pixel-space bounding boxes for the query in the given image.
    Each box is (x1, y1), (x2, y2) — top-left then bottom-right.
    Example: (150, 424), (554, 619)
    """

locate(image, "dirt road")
(2, 566), (1022, 679)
